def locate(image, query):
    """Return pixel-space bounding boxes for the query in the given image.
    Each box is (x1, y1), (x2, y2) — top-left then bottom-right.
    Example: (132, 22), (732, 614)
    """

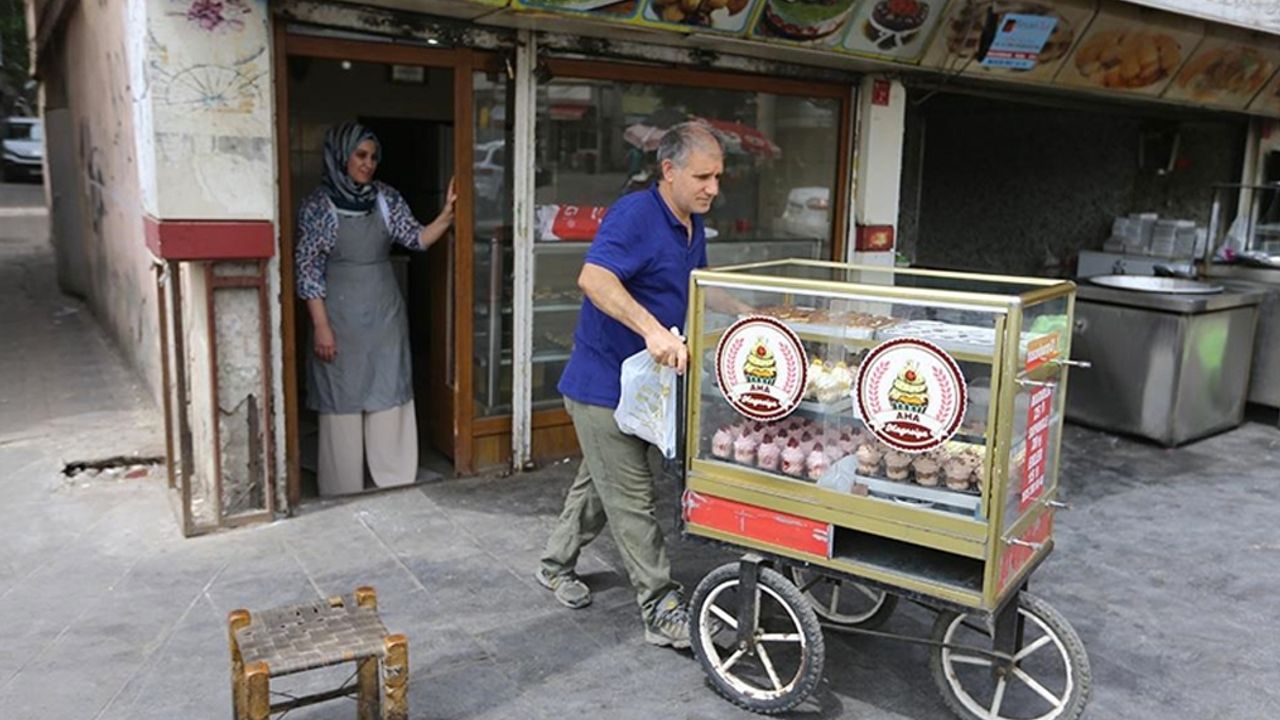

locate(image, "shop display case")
(683, 259), (1078, 612)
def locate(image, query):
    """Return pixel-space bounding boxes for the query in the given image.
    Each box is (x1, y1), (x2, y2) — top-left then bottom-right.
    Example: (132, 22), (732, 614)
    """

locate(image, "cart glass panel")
(693, 281), (1005, 522)
(1002, 294), (1071, 533)
(716, 260), (1052, 297)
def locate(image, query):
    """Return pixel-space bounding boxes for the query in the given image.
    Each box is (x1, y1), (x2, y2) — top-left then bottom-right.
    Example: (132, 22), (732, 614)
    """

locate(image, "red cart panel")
(684, 490), (832, 559)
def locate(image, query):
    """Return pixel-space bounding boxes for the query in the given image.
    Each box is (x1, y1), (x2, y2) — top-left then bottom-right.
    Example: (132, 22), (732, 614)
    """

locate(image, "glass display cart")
(680, 260), (1090, 719)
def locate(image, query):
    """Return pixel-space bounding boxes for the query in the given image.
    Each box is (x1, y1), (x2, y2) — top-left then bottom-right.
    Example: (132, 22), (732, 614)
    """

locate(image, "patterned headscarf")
(322, 122), (380, 214)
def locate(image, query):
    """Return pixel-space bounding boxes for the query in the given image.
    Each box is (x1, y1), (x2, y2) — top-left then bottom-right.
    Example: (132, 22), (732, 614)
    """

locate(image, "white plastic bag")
(614, 349), (679, 459)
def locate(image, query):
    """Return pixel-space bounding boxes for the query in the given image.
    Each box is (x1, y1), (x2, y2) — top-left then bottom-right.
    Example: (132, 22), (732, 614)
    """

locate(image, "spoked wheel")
(690, 563), (825, 714)
(930, 592), (1091, 720)
(789, 566), (898, 629)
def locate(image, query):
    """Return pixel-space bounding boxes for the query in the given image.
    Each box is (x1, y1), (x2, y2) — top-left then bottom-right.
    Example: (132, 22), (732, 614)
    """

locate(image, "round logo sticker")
(715, 316), (808, 421)
(855, 338), (967, 453)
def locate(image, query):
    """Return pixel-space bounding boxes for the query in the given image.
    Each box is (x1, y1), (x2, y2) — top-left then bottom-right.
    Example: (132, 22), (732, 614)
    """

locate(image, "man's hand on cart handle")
(646, 325), (688, 375)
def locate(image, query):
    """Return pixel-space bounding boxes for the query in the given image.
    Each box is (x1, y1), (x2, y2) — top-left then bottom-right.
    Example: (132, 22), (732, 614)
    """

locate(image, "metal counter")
(1203, 265), (1280, 409)
(1066, 285), (1265, 446)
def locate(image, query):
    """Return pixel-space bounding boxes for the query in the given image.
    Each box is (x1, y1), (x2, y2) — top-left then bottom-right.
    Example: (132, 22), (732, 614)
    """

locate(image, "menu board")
(1162, 27), (1280, 109)
(838, 0), (950, 62)
(643, 0), (764, 32)
(920, 0), (1098, 82)
(1054, 3), (1204, 96)
(1247, 68), (1280, 117)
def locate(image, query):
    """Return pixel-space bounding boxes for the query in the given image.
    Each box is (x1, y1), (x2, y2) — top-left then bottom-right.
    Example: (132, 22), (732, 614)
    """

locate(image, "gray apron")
(307, 211), (412, 415)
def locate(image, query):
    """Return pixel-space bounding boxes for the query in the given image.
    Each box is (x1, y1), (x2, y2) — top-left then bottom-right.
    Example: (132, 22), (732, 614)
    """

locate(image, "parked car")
(778, 187), (830, 239)
(2, 117), (44, 183)
(474, 139), (504, 206)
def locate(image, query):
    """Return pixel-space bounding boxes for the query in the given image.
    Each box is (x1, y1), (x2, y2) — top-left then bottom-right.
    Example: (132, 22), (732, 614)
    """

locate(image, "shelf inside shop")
(473, 348), (572, 366)
(533, 241), (592, 254)
(475, 302), (582, 316)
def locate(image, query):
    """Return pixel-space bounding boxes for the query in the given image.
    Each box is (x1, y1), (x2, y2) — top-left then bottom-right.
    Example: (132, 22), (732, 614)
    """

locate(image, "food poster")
(748, 0), (865, 48)
(1053, 3), (1205, 97)
(1162, 27), (1280, 110)
(642, 0), (764, 33)
(838, 0), (952, 62)
(920, 0), (1098, 83)
(1247, 68), (1280, 117)
(511, 0), (642, 22)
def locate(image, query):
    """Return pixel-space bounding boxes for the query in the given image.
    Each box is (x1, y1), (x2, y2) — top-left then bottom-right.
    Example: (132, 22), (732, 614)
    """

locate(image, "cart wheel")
(690, 563), (825, 715)
(789, 566), (898, 629)
(930, 592), (1091, 720)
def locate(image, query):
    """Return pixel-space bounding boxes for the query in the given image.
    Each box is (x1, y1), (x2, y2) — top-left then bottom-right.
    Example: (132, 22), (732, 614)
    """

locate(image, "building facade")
(26, 0), (1280, 533)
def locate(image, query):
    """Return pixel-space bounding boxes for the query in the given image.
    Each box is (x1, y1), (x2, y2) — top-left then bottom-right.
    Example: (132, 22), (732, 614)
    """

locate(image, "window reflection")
(530, 77), (843, 409)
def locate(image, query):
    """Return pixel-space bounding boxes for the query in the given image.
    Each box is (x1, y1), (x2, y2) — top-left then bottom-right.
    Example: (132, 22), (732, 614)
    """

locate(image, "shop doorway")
(276, 33), (494, 504)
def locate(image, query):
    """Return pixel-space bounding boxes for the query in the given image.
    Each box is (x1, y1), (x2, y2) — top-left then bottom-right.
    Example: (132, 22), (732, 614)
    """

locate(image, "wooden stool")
(228, 586), (408, 720)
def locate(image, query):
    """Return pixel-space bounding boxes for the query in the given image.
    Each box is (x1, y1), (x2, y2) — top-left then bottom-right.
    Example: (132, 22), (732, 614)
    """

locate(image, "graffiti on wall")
(78, 123), (107, 238)
(152, 48), (266, 113)
(172, 0), (254, 33)
(145, 23), (266, 115)
(136, 0), (273, 217)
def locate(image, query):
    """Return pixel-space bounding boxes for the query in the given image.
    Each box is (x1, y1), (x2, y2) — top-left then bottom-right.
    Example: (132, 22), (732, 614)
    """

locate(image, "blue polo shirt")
(558, 185), (708, 408)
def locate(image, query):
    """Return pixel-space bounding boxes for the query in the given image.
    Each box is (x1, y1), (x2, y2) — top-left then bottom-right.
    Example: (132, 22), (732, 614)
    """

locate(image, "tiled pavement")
(2, 191), (1279, 719)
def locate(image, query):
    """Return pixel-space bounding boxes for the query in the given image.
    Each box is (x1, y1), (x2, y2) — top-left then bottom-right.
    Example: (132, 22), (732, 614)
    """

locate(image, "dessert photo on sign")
(1163, 33), (1280, 107)
(751, 0), (861, 45)
(1055, 4), (1203, 96)
(841, 0), (946, 60)
(643, 0), (758, 31)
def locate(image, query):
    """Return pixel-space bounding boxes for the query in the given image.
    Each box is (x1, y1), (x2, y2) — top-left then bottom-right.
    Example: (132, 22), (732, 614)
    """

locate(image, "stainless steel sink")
(1088, 275), (1223, 294)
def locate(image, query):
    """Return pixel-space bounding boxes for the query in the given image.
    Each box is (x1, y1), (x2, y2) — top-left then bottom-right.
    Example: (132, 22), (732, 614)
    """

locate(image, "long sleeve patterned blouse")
(295, 181), (426, 300)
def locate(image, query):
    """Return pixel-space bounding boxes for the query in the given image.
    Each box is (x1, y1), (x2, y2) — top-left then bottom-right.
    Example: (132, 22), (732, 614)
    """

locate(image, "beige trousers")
(317, 399), (418, 496)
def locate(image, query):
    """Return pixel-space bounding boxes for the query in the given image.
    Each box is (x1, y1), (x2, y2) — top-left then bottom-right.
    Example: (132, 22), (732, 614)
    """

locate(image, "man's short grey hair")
(657, 122), (724, 169)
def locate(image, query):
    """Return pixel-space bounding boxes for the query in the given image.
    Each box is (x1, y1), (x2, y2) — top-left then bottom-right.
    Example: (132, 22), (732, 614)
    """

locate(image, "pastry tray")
(818, 456), (982, 514)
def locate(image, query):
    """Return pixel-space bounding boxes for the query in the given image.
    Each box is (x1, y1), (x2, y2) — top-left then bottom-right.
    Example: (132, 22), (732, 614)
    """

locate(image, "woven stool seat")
(236, 596), (390, 677)
(228, 586), (408, 720)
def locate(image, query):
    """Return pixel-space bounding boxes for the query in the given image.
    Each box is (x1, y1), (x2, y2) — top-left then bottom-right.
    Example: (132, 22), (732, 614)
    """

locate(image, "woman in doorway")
(296, 121), (457, 496)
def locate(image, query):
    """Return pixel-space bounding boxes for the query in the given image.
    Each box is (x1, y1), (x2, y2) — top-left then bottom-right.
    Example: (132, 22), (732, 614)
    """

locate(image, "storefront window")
(531, 76), (844, 410)
(473, 70), (514, 417)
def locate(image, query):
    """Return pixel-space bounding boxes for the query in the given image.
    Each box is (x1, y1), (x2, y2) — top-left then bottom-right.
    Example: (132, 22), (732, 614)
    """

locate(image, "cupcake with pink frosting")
(712, 427), (734, 459)
(838, 431), (857, 456)
(806, 444), (830, 480)
(756, 435), (781, 471)
(734, 434), (759, 465)
(798, 431), (817, 455)
(781, 438), (806, 477)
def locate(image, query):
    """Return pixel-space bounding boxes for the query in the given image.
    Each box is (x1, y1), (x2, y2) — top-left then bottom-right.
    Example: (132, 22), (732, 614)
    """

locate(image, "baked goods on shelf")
(804, 359), (854, 403)
(708, 416), (868, 480)
(752, 305), (900, 332)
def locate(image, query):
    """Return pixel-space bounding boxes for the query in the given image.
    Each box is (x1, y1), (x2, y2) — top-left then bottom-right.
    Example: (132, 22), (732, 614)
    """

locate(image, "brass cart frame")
(677, 259), (1090, 719)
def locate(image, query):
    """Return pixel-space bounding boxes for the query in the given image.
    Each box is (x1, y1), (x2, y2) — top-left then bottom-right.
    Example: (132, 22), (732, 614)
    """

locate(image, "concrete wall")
(129, 0), (278, 519)
(131, 0), (274, 220)
(898, 91), (1248, 276)
(45, 1), (160, 399)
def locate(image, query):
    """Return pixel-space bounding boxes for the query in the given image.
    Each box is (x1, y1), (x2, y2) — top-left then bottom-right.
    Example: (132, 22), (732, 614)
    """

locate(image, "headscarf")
(322, 122), (380, 214)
